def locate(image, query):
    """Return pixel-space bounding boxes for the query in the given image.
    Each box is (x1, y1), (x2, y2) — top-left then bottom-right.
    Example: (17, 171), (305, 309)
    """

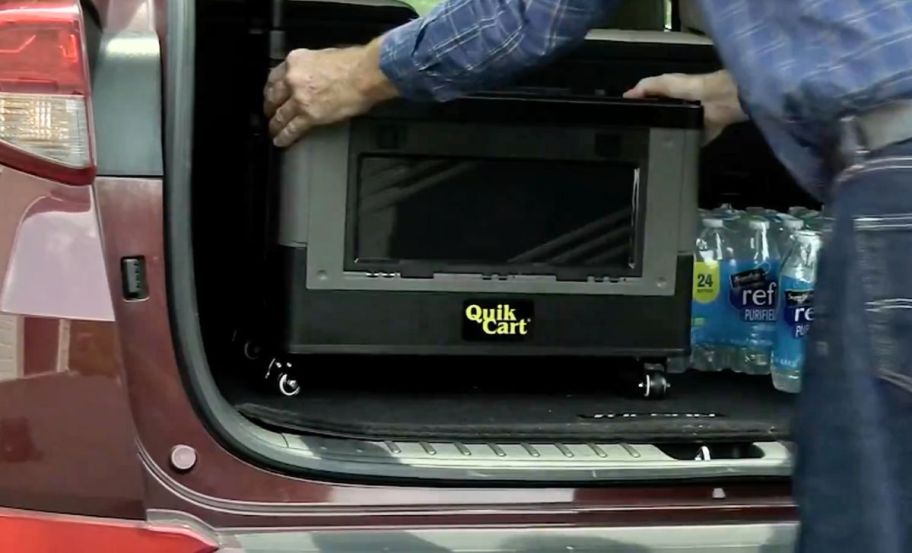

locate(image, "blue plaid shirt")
(379, 0), (912, 197)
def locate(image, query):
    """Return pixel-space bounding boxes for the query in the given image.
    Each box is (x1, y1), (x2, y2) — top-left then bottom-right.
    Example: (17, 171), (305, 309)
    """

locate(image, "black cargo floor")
(227, 370), (795, 443)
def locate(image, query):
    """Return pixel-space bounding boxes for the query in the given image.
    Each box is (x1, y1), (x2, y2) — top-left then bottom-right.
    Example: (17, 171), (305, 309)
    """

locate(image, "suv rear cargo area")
(225, 368), (794, 443)
(180, 0), (817, 480)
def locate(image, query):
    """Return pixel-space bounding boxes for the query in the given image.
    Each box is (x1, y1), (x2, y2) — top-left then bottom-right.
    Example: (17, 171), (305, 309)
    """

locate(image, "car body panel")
(90, 0), (159, 33)
(0, 0), (798, 544)
(149, 511), (798, 553)
(0, 169), (112, 321)
(0, 170), (134, 517)
(0, 310), (142, 517)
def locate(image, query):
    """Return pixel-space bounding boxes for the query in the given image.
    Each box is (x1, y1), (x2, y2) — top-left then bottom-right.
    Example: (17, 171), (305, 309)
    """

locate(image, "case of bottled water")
(682, 205), (822, 381)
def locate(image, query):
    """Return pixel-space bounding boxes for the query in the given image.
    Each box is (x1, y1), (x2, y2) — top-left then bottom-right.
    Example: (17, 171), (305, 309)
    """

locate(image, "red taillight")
(0, 0), (95, 185)
(0, 509), (218, 553)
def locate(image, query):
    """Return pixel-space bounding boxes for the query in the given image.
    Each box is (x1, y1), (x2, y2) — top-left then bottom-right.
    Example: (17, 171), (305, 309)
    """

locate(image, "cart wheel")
(278, 372), (301, 397)
(242, 339), (262, 361)
(641, 369), (669, 399)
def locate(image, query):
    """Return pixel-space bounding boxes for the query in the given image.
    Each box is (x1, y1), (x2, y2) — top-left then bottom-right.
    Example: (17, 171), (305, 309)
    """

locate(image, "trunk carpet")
(227, 370), (795, 443)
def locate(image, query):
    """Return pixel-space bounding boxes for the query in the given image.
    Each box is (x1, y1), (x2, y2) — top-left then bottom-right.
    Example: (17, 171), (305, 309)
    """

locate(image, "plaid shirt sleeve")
(379, 0), (616, 101)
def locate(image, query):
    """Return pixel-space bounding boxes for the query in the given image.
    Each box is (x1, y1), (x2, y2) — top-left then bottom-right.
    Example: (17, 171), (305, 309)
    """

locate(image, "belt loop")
(839, 114), (870, 167)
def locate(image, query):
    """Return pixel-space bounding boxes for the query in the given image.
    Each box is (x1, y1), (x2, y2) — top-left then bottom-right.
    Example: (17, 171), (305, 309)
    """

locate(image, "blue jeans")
(796, 141), (912, 553)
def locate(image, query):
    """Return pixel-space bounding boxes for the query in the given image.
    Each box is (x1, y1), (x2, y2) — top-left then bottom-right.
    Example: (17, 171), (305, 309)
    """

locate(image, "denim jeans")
(795, 141), (912, 553)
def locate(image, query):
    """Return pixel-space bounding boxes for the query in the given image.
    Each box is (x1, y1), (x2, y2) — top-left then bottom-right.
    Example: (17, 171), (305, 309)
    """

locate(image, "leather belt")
(839, 99), (912, 165)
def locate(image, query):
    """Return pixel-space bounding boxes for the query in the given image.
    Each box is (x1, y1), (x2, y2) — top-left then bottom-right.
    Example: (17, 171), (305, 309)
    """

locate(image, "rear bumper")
(150, 511), (798, 553)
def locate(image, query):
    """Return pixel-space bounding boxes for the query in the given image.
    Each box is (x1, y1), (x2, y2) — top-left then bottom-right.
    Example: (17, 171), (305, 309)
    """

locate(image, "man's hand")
(623, 70), (748, 144)
(263, 38), (399, 147)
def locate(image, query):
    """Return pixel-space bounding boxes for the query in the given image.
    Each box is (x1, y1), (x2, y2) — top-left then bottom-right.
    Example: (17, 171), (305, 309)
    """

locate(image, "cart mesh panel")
(349, 156), (638, 274)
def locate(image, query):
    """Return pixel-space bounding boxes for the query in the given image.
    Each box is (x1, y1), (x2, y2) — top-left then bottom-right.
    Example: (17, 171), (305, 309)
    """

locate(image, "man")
(263, 2), (912, 552)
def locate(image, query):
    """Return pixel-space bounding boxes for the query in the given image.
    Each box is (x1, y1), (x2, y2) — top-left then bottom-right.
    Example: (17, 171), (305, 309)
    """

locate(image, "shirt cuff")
(379, 19), (437, 102)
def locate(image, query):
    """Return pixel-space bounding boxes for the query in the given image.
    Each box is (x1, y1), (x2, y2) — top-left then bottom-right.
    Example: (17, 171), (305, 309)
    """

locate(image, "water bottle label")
(772, 276), (814, 370)
(693, 261), (720, 303)
(729, 263), (779, 323)
(728, 262), (779, 348)
(692, 261), (723, 346)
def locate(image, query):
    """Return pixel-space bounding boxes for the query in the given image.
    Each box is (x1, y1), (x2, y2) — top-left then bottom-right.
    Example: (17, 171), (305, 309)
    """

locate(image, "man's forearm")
(263, 0), (616, 147)
(352, 38), (400, 105)
(378, 0), (619, 101)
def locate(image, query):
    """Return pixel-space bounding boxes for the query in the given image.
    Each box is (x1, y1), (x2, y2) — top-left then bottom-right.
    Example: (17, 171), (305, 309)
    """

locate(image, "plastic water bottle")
(691, 217), (738, 371)
(799, 210), (821, 224)
(722, 213), (744, 231)
(743, 207), (768, 227)
(772, 215), (804, 257)
(806, 216), (834, 233)
(730, 218), (780, 375)
(696, 208), (709, 234)
(763, 209), (782, 222)
(771, 230), (821, 393)
(712, 205), (743, 229)
(713, 204), (740, 219)
(788, 206), (809, 218)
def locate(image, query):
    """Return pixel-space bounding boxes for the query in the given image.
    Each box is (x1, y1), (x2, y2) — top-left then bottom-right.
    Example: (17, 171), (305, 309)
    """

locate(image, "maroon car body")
(0, 0), (796, 551)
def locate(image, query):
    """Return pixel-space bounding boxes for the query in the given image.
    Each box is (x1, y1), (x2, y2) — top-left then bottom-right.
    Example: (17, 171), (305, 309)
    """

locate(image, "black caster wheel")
(277, 372), (301, 397)
(264, 357), (300, 397)
(242, 339), (264, 362)
(610, 364), (669, 399)
(640, 369), (669, 399)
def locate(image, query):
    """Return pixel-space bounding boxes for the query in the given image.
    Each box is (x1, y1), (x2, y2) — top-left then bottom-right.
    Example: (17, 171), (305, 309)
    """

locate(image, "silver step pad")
(278, 432), (792, 481)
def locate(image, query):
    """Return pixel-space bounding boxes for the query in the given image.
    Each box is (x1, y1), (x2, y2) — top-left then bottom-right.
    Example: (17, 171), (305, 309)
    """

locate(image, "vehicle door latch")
(121, 256), (148, 300)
